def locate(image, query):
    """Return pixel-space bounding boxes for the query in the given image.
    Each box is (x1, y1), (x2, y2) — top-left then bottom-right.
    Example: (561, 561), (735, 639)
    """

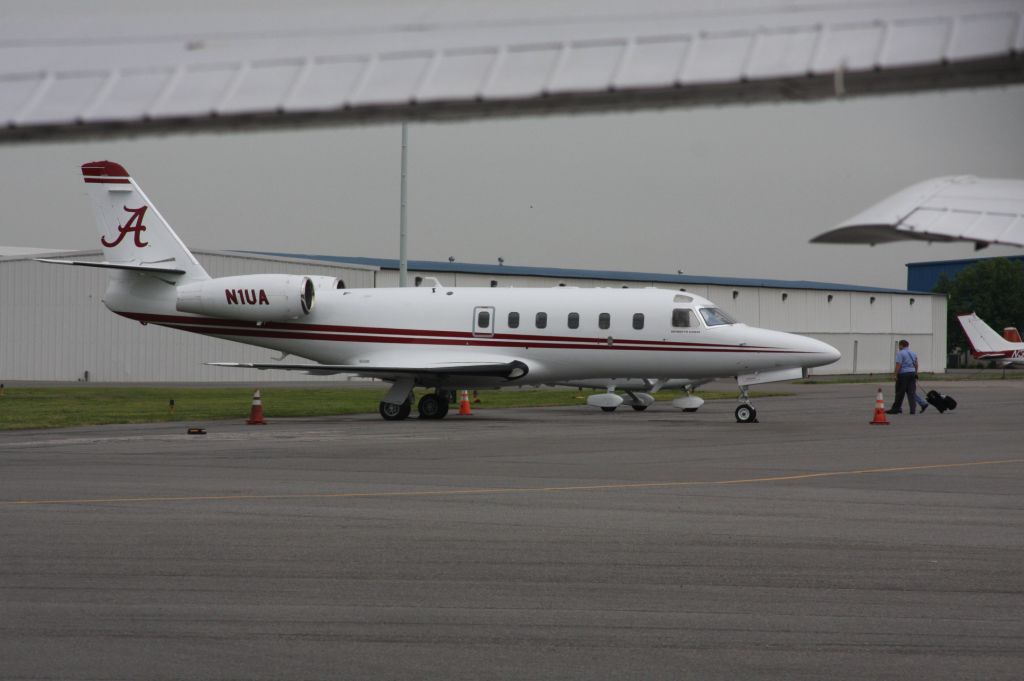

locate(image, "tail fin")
(957, 312), (1023, 357)
(81, 161), (208, 281)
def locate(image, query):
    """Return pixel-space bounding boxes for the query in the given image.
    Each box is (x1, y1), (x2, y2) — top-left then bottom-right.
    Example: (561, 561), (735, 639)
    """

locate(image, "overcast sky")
(2, 1), (1022, 290)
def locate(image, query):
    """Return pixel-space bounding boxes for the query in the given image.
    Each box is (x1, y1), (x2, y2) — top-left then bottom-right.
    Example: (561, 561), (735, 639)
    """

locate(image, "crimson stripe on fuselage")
(121, 311), (791, 352)
(161, 323), (804, 354)
(83, 177), (131, 184)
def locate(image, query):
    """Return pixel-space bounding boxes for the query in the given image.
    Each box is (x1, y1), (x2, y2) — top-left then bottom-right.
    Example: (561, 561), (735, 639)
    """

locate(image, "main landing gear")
(378, 391), (451, 420)
(379, 396), (412, 421)
(416, 391), (450, 419)
(734, 384), (758, 423)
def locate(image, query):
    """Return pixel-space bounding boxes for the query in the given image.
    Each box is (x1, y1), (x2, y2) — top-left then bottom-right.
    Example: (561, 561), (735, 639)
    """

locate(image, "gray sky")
(2, 1), (1022, 290)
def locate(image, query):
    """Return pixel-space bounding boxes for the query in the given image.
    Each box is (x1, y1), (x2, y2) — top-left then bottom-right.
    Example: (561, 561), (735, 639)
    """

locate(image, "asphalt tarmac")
(1, 380), (1022, 680)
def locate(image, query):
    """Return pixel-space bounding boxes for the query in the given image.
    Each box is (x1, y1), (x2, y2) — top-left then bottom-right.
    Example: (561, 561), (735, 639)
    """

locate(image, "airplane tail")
(53, 162), (315, 323)
(956, 312), (1023, 357)
(80, 161), (209, 282)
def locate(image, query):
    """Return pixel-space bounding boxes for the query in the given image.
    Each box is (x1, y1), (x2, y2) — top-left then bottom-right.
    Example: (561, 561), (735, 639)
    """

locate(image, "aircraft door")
(473, 306), (495, 337)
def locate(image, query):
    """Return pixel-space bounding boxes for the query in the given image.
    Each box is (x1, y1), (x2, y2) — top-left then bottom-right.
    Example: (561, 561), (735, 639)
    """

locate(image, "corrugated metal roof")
(2, 0), (1021, 142)
(10, 245), (934, 294)
(242, 250), (927, 295)
(906, 254), (1024, 268)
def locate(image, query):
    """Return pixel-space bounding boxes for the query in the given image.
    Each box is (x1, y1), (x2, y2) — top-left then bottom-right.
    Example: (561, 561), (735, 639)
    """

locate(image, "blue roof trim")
(239, 251), (919, 295)
(906, 255), (1024, 268)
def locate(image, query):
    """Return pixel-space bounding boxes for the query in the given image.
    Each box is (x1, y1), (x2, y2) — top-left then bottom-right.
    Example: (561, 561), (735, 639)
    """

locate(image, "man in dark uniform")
(887, 339), (923, 414)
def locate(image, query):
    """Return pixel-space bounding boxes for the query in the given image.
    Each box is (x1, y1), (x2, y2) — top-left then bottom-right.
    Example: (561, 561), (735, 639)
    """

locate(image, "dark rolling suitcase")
(925, 389), (957, 413)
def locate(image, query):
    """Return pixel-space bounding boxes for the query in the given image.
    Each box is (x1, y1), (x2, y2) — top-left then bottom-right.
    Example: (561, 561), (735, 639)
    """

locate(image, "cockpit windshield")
(699, 307), (738, 326)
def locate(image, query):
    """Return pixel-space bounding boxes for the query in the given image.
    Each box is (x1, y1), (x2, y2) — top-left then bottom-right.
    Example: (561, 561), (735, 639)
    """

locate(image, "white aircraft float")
(957, 312), (1024, 366)
(41, 161), (840, 422)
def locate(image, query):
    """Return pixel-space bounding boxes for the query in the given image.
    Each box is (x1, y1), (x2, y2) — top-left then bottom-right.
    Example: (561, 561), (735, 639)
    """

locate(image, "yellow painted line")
(4, 458), (1022, 507)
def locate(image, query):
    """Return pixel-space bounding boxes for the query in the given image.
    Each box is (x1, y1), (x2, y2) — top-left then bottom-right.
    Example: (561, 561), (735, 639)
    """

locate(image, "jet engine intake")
(176, 274), (314, 321)
(306, 275), (345, 290)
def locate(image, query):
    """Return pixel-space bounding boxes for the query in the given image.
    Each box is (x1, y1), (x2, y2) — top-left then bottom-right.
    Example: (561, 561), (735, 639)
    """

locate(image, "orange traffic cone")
(458, 389), (473, 416)
(247, 389), (267, 425)
(869, 387), (889, 425)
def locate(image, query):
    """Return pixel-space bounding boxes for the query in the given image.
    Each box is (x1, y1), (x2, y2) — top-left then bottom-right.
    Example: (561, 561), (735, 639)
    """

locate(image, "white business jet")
(41, 161), (840, 422)
(957, 312), (1024, 367)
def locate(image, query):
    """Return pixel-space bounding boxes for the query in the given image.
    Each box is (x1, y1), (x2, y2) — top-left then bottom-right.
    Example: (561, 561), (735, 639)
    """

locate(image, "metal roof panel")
(241, 250), (924, 295)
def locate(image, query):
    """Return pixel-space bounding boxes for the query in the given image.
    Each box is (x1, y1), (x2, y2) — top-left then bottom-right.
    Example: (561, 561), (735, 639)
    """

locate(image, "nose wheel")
(734, 404), (758, 423)
(735, 384), (758, 423)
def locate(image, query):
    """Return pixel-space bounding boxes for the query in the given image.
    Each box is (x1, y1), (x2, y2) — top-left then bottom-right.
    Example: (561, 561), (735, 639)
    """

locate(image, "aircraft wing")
(2, 0), (1022, 143)
(207, 359), (529, 381)
(812, 176), (1024, 248)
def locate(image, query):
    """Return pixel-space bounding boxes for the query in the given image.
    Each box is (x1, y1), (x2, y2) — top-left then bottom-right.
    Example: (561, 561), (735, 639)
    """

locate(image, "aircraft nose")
(806, 337), (841, 366)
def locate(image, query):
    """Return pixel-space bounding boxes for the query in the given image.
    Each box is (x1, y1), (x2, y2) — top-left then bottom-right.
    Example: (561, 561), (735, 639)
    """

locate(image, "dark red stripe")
(121, 311), (786, 352)
(84, 177), (131, 184)
(161, 322), (803, 354)
(82, 161), (129, 177)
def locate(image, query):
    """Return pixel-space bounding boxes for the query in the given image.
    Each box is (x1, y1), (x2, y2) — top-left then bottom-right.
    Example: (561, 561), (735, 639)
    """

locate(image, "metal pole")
(399, 122), (408, 287)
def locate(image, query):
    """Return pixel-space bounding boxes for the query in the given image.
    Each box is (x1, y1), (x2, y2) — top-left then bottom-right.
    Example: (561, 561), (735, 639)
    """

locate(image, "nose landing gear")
(735, 384), (758, 423)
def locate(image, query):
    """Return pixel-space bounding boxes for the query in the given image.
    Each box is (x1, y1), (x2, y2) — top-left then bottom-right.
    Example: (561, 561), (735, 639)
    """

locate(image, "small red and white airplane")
(956, 312), (1024, 366)
(41, 161), (840, 422)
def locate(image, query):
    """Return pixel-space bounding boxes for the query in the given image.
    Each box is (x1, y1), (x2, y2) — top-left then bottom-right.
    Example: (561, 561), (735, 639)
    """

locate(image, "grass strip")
(798, 371), (1024, 384)
(0, 386), (788, 431)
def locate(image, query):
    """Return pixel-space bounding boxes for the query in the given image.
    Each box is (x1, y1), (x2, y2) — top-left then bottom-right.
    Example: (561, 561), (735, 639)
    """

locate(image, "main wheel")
(380, 398), (412, 421)
(418, 393), (449, 419)
(734, 404), (757, 423)
(601, 406), (618, 413)
(631, 405), (648, 412)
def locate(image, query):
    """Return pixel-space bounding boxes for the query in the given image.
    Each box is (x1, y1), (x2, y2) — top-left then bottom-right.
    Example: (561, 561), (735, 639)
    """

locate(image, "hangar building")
(0, 248), (946, 382)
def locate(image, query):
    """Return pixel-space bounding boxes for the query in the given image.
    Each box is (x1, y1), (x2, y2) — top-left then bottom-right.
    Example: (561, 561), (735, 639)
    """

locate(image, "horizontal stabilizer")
(36, 258), (186, 275)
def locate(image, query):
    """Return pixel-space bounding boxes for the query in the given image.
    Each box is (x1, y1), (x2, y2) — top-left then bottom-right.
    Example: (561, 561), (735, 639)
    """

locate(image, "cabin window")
(699, 307), (737, 327)
(508, 312), (520, 328)
(535, 312), (548, 329)
(632, 313), (644, 330)
(568, 312), (580, 329)
(672, 309), (694, 328)
(598, 313), (610, 330)
(477, 310), (491, 328)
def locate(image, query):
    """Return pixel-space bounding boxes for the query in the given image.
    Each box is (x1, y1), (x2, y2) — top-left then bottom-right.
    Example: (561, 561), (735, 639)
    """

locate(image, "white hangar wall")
(0, 250), (946, 382)
(0, 250), (375, 382)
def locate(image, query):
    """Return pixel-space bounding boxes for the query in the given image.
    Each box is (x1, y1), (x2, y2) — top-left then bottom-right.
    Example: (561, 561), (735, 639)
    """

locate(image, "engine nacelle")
(306, 275), (345, 290)
(176, 274), (315, 322)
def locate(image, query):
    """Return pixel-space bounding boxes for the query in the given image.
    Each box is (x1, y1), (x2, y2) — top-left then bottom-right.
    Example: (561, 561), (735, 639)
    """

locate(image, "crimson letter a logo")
(101, 206), (149, 248)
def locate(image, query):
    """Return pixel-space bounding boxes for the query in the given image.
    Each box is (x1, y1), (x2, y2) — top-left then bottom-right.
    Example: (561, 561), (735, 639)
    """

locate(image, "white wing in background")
(812, 176), (1024, 248)
(1, 0), (1022, 142)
